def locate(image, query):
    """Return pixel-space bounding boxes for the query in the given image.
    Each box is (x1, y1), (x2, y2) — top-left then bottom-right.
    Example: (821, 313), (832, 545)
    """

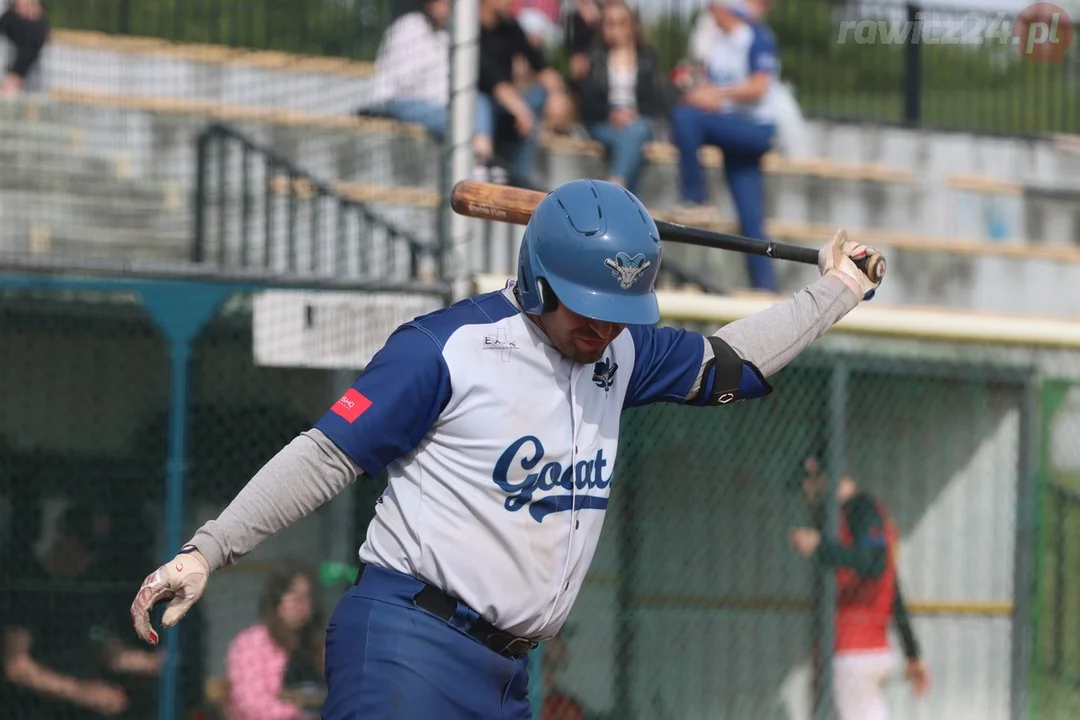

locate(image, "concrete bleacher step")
(0, 143), (122, 180)
(0, 163), (181, 206)
(0, 189), (188, 235)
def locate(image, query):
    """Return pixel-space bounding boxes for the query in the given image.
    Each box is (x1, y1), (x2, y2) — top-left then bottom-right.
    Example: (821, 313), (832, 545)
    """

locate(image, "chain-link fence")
(447, 274), (1080, 720)
(0, 267), (446, 720)
(1, 1), (441, 271)
(1033, 379), (1080, 720)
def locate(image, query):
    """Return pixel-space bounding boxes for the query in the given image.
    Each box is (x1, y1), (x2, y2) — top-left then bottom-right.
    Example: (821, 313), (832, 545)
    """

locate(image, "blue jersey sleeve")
(313, 324), (451, 477)
(748, 25), (778, 75)
(624, 325), (706, 408)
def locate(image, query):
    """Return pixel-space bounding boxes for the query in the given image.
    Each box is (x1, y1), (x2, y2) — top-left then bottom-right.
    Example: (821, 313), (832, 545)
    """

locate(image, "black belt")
(354, 565), (538, 660)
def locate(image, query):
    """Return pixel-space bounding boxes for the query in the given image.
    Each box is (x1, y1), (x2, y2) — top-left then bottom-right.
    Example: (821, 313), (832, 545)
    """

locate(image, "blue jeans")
(588, 117), (653, 195)
(671, 105), (778, 292)
(476, 84), (547, 184)
(322, 564), (532, 720)
(382, 98), (449, 141)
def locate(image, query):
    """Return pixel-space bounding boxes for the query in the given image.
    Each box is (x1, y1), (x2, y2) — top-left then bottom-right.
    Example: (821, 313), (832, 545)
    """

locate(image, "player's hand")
(789, 527), (821, 557)
(819, 228), (880, 302)
(78, 680), (129, 716)
(569, 52), (590, 80)
(610, 108), (637, 128)
(130, 549), (210, 646)
(905, 658), (931, 697)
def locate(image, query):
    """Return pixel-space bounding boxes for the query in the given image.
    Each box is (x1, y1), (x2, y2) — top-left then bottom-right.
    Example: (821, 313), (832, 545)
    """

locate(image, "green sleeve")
(893, 580), (921, 660)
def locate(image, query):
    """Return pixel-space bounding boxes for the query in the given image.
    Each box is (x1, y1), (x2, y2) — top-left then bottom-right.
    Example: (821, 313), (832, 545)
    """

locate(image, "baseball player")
(129, 179), (881, 719)
(789, 455), (931, 720)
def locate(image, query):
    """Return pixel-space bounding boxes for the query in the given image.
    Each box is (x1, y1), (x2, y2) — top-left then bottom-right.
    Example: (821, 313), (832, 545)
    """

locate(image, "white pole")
(446, 0), (480, 302)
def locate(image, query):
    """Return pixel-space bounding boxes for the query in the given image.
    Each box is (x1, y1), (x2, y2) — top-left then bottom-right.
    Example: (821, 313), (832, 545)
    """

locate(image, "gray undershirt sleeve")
(689, 274), (859, 397)
(187, 428), (362, 572)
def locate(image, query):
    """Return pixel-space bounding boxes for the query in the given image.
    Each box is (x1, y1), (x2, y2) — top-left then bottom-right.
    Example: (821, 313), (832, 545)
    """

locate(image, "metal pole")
(816, 363), (846, 720)
(904, 3), (922, 126)
(446, 0), (480, 302)
(139, 283), (233, 720)
(1010, 377), (1040, 720)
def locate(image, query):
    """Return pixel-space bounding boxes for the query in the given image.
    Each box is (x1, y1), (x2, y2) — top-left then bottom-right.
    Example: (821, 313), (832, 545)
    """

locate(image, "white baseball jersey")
(701, 21), (780, 124)
(314, 281), (768, 640)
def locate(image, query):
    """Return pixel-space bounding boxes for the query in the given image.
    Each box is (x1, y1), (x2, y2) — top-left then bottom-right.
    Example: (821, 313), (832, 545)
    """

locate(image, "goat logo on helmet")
(604, 252), (652, 290)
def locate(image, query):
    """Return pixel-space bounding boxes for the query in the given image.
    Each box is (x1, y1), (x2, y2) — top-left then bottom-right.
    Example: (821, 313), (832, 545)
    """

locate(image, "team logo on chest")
(492, 435), (612, 522)
(592, 358), (618, 391)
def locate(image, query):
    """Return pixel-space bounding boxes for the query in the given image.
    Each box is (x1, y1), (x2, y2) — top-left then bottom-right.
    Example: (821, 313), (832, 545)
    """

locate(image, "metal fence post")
(445, 0), (480, 302)
(139, 282), (233, 720)
(904, 2), (922, 126)
(815, 361), (847, 720)
(1010, 377), (1039, 720)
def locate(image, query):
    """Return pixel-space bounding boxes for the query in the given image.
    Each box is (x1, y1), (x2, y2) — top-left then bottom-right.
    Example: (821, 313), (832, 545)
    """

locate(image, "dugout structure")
(474, 274), (1080, 720)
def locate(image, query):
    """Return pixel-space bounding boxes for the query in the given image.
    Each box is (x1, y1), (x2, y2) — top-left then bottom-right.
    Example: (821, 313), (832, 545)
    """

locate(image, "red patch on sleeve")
(331, 388), (372, 423)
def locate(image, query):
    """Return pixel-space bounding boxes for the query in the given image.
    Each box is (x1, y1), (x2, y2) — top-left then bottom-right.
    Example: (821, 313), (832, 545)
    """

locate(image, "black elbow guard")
(690, 336), (773, 406)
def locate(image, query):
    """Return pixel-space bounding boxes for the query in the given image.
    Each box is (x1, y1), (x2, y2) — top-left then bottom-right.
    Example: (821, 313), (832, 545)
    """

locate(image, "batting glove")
(819, 228), (880, 302)
(130, 547), (210, 646)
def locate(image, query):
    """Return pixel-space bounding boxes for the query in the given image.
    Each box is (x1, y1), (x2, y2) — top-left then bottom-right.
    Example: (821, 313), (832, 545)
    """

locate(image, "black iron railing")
(192, 123), (437, 283)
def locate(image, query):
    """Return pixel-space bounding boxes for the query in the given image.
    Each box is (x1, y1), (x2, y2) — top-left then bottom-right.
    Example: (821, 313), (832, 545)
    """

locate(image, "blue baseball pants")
(321, 564), (532, 720)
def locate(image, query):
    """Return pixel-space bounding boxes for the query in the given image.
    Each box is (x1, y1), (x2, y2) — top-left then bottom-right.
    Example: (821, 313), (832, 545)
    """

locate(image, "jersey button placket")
(559, 367), (582, 603)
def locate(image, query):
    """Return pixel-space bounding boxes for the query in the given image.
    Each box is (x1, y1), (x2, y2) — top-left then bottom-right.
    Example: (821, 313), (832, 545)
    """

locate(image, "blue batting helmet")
(516, 179), (662, 325)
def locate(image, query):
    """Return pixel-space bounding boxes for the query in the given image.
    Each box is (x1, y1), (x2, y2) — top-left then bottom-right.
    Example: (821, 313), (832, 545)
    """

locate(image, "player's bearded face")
(540, 304), (625, 363)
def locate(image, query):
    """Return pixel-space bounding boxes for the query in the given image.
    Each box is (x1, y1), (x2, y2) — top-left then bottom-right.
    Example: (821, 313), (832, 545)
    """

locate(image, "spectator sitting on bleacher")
(688, 0), (806, 157)
(565, 0), (603, 82)
(224, 561), (324, 720)
(476, 0), (572, 187)
(669, 0), (780, 292)
(369, 0), (452, 139)
(0, 0), (48, 99)
(575, 1), (667, 195)
(1, 503), (162, 720)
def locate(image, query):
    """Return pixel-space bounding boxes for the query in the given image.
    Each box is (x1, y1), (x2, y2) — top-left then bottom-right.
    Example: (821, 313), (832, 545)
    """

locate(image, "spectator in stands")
(1, 503), (161, 719)
(669, 0), (780, 292)
(565, 0), (603, 81)
(369, 0), (452, 140)
(687, 0), (808, 158)
(575, 1), (667, 195)
(0, 0), (49, 99)
(224, 560), (325, 720)
(476, 0), (572, 186)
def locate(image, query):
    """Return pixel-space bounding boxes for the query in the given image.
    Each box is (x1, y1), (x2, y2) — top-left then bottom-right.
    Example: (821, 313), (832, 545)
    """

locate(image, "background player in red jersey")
(789, 455), (931, 720)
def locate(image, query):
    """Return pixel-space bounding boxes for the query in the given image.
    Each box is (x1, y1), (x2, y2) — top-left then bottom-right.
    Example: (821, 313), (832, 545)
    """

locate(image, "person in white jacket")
(369, 0), (452, 140)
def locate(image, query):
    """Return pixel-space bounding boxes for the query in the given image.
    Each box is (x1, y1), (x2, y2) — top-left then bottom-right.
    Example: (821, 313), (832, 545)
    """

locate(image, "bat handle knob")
(854, 251), (886, 285)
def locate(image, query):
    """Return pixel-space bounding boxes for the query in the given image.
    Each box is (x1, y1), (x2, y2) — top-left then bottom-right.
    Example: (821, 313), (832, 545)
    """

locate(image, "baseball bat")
(450, 180), (886, 285)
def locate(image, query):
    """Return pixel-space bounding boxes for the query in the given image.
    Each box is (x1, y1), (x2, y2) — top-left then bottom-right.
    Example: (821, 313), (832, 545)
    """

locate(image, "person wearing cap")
(669, 0), (781, 292)
(2, 504), (161, 719)
(789, 457), (931, 720)
(130, 179), (883, 719)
